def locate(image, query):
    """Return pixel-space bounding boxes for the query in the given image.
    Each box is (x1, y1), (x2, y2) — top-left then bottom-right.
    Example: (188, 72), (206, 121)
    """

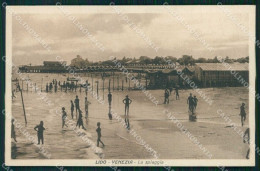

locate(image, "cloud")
(12, 7), (251, 65)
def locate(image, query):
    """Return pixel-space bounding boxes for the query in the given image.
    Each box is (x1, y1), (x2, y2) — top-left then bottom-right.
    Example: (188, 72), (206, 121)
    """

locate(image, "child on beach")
(34, 121), (45, 145)
(123, 95), (132, 116)
(76, 110), (86, 130)
(96, 122), (105, 147)
(62, 107), (68, 128)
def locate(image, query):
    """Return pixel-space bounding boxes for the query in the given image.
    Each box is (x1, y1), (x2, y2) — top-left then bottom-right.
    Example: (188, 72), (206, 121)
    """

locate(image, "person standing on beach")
(54, 82), (57, 92)
(74, 95), (80, 119)
(46, 83), (49, 92)
(11, 119), (17, 142)
(164, 89), (170, 104)
(62, 107), (68, 128)
(49, 83), (53, 91)
(34, 121), (45, 144)
(187, 93), (194, 114)
(108, 91), (112, 106)
(240, 103), (246, 126)
(96, 122), (105, 147)
(76, 110), (86, 129)
(70, 100), (74, 119)
(123, 95), (132, 116)
(193, 96), (198, 109)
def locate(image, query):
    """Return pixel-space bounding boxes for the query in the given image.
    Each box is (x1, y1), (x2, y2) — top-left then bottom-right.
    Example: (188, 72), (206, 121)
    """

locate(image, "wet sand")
(11, 73), (249, 159)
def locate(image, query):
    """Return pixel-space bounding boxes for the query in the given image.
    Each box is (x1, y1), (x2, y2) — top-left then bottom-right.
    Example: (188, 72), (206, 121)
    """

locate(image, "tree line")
(70, 55), (249, 69)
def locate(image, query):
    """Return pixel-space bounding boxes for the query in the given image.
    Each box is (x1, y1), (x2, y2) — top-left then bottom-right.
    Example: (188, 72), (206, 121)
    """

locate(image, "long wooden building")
(194, 63), (249, 87)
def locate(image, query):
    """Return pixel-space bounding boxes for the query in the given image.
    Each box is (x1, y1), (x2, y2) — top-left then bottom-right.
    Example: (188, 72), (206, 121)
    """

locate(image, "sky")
(11, 6), (253, 65)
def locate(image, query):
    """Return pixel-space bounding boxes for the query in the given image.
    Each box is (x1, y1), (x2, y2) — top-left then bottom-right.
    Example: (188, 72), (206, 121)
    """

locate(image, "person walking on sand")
(175, 86), (179, 100)
(193, 96), (198, 109)
(96, 122), (105, 147)
(34, 121), (45, 145)
(70, 100), (74, 119)
(163, 89), (170, 104)
(76, 110), (86, 129)
(46, 83), (49, 92)
(11, 119), (17, 142)
(240, 103), (246, 126)
(62, 107), (68, 128)
(187, 93), (194, 114)
(74, 95), (80, 119)
(123, 95), (132, 116)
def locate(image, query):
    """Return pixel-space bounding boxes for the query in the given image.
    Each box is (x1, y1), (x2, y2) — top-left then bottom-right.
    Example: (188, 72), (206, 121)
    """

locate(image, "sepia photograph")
(4, 4), (256, 166)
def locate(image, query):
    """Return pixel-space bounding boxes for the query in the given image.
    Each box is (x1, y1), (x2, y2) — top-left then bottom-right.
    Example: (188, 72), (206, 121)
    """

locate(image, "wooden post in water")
(86, 80), (88, 96)
(109, 79), (111, 92)
(18, 82), (27, 125)
(22, 80), (24, 91)
(122, 80), (124, 91)
(91, 74), (93, 91)
(96, 81), (99, 96)
(117, 76), (119, 90)
(113, 72), (114, 91)
(102, 78), (105, 93)
(41, 78), (43, 92)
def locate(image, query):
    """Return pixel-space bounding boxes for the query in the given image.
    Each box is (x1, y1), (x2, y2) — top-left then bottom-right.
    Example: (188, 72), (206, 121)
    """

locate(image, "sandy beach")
(11, 73), (249, 159)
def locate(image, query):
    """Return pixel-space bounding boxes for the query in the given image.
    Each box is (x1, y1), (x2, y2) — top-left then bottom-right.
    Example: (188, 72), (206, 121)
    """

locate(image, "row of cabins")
(19, 61), (249, 88)
(147, 63), (249, 88)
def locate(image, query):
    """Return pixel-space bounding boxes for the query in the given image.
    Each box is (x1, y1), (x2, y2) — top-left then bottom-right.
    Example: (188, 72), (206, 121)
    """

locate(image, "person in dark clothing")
(74, 95), (80, 119)
(164, 89), (170, 104)
(108, 92), (112, 106)
(46, 83), (49, 92)
(193, 96), (198, 109)
(243, 127), (250, 159)
(187, 93), (194, 114)
(49, 83), (53, 91)
(70, 100), (74, 119)
(11, 119), (17, 142)
(34, 121), (45, 144)
(96, 122), (104, 147)
(175, 87), (179, 100)
(54, 82), (57, 92)
(76, 110), (86, 129)
(123, 95), (132, 116)
(240, 103), (246, 126)
(62, 107), (68, 128)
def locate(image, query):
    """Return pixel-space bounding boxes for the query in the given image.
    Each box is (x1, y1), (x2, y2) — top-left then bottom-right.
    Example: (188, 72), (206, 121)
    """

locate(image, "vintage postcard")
(4, 4), (256, 167)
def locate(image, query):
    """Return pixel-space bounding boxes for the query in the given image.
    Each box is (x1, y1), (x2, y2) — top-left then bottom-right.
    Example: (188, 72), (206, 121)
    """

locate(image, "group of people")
(163, 87), (179, 104)
(46, 79), (79, 93)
